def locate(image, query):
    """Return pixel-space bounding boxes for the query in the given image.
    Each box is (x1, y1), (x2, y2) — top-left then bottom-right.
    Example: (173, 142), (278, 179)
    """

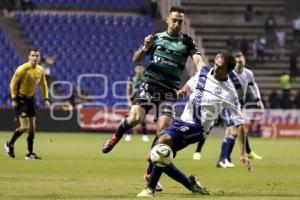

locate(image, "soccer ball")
(150, 144), (173, 167)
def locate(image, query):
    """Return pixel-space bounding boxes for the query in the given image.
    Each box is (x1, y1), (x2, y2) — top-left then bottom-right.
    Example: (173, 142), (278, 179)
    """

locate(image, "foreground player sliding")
(137, 52), (252, 197)
(193, 51), (263, 166)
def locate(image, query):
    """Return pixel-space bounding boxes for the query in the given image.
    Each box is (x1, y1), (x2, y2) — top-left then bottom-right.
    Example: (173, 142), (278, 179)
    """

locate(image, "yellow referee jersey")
(10, 62), (49, 100)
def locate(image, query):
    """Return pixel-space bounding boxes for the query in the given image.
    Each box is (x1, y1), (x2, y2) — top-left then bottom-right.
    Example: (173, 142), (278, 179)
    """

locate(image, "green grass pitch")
(0, 132), (300, 200)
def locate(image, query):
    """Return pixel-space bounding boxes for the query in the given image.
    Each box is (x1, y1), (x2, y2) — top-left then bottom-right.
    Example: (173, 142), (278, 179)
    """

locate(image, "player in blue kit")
(137, 52), (252, 197)
(192, 51), (263, 168)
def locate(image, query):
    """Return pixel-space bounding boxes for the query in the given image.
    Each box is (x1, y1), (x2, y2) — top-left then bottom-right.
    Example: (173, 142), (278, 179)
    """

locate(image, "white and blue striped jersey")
(181, 66), (244, 132)
(231, 68), (262, 103)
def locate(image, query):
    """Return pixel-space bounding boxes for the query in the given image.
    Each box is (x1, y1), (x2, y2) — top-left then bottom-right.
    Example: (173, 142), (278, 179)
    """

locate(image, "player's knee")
(19, 126), (29, 133)
(28, 128), (35, 134)
(28, 124), (35, 133)
(127, 113), (143, 126)
(156, 117), (173, 133)
(157, 134), (172, 146)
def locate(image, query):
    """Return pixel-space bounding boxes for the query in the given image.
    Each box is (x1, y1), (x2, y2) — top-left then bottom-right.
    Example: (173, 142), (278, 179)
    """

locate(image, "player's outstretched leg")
(189, 175), (210, 195)
(102, 118), (132, 153)
(164, 163), (210, 195)
(138, 163), (210, 197)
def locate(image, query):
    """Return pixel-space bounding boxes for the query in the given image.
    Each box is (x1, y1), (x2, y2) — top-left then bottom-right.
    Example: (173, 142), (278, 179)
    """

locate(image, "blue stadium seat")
(31, 0), (145, 9)
(7, 12), (154, 107)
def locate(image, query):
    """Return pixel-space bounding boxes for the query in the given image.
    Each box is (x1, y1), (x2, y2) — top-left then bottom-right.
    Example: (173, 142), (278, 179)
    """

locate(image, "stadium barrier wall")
(1, 108), (299, 137)
(244, 109), (300, 138)
(78, 108), (156, 132)
(0, 108), (80, 132)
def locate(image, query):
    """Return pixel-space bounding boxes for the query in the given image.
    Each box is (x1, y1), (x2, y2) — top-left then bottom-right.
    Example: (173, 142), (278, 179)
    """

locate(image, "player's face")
(28, 51), (41, 66)
(166, 11), (184, 36)
(235, 55), (245, 69)
(214, 54), (228, 80)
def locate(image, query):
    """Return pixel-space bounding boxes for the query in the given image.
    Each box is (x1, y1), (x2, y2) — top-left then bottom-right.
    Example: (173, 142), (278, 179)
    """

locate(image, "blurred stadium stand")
(31, 0), (145, 10)
(0, 0), (300, 109)
(182, 0), (300, 101)
(0, 0), (154, 108)
(0, 27), (21, 106)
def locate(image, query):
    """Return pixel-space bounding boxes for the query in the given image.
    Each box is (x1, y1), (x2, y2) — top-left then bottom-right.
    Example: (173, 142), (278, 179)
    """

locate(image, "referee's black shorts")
(15, 94), (36, 118)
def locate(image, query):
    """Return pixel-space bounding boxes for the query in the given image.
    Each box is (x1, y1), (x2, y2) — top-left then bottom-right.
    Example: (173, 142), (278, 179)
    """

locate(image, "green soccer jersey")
(143, 31), (201, 89)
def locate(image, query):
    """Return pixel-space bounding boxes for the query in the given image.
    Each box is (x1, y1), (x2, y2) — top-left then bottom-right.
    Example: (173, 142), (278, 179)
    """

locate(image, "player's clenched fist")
(143, 34), (155, 51)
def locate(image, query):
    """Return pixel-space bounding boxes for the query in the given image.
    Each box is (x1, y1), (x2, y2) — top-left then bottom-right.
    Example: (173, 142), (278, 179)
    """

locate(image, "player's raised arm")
(191, 53), (206, 71)
(132, 34), (155, 65)
(177, 72), (197, 98)
(186, 35), (206, 71)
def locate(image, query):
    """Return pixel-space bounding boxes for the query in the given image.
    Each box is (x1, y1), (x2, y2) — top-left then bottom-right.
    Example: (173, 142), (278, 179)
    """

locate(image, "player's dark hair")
(233, 50), (244, 58)
(29, 48), (40, 54)
(170, 6), (185, 14)
(220, 52), (236, 72)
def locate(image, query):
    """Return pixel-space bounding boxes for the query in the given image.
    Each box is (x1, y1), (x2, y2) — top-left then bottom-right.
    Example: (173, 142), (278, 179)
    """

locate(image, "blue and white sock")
(226, 134), (237, 161)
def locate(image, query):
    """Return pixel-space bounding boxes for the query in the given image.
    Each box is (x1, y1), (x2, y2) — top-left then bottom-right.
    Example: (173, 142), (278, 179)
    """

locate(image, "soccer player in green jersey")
(102, 6), (206, 154)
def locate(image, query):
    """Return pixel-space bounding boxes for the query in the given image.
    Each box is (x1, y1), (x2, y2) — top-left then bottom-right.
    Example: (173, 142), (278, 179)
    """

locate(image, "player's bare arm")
(177, 83), (192, 99)
(236, 124), (252, 171)
(40, 72), (50, 108)
(132, 34), (154, 65)
(10, 71), (21, 108)
(191, 53), (206, 70)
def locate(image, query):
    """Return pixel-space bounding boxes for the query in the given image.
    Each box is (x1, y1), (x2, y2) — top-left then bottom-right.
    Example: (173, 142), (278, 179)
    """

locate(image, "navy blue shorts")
(162, 119), (206, 152)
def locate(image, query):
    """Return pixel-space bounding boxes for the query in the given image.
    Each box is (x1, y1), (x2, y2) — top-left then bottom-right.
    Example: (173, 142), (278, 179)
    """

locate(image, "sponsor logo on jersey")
(214, 87), (222, 95)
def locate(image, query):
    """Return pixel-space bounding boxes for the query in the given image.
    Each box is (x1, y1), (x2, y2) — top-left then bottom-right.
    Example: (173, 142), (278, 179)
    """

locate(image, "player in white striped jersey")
(193, 51), (263, 168)
(137, 52), (251, 197)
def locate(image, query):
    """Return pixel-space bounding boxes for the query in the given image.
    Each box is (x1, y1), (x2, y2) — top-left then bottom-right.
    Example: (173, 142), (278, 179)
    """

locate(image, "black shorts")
(15, 95), (36, 118)
(132, 81), (177, 120)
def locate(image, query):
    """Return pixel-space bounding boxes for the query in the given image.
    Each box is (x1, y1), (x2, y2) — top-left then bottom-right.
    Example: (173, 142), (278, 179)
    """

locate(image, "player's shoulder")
(182, 33), (193, 40)
(244, 67), (254, 75)
(152, 31), (166, 42)
(36, 64), (45, 72)
(153, 31), (165, 37)
(15, 62), (30, 72)
(198, 66), (212, 75)
(226, 77), (238, 90)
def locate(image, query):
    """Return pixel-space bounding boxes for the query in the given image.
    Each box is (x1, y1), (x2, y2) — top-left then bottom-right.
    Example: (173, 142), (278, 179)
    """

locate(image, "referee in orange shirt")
(5, 49), (50, 160)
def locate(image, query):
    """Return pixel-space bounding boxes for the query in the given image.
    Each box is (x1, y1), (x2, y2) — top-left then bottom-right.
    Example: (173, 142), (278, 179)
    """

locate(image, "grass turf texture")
(0, 132), (300, 200)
